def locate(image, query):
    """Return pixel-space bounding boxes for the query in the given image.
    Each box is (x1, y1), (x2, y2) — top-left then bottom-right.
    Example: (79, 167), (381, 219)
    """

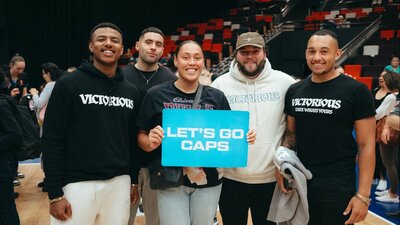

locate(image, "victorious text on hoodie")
(42, 61), (140, 199)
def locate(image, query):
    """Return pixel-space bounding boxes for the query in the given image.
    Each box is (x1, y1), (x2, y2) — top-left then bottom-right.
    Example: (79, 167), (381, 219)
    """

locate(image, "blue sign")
(162, 109), (249, 167)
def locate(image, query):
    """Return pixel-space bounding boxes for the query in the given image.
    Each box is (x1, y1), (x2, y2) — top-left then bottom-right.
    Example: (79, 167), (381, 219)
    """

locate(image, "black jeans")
(0, 160), (20, 225)
(308, 190), (353, 225)
(219, 178), (276, 225)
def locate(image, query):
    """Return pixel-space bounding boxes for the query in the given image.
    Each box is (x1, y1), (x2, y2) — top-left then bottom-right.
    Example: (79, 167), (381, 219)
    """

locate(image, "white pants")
(128, 168), (160, 225)
(51, 175), (130, 225)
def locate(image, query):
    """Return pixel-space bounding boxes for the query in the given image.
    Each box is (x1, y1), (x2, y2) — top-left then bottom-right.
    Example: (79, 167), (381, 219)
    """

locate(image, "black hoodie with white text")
(42, 61), (140, 199)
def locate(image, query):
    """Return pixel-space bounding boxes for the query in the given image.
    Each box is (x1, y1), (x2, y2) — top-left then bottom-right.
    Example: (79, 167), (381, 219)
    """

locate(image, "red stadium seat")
(380, 30), (395, 40)
(356, 77), (373, 90)
(211, 43), (223, 53)
(344, 64), (362, 77)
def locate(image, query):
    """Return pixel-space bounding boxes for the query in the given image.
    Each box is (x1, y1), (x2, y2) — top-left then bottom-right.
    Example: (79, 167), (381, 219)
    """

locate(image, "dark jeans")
(0, 160), (20, 225)
(373, 143), (386, 179)
(219, 178), (275, 225)
(308, 190), (353, 225)
(380, 144), (399, 194)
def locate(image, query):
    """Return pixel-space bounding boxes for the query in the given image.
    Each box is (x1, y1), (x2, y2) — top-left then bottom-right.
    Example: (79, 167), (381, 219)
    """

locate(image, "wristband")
(354, 192), (371, 206)
(49, 196), (65, 204)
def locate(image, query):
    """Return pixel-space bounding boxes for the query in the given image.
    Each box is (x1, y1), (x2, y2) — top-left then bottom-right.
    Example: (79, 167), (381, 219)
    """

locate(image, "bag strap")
(192, 84), (203, 109)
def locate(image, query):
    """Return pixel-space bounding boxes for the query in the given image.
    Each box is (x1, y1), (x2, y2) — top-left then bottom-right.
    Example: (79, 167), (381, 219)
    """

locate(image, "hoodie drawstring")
(245, 80), (259, 132)
(254, 80), (259, 132)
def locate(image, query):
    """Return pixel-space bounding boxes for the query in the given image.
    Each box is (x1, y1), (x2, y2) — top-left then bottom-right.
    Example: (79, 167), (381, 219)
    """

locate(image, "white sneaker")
(375, 190), (389, 196)
(376, 195), (400, 203)
(376, 179), (387, 191)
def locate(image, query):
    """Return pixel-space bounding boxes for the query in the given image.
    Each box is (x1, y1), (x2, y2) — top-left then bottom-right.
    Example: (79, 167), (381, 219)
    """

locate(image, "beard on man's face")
(237, 59), (266, 77)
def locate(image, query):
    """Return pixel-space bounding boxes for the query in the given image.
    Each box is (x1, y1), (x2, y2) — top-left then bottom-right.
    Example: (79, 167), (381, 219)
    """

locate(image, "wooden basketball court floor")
(15, 164), (395, 225)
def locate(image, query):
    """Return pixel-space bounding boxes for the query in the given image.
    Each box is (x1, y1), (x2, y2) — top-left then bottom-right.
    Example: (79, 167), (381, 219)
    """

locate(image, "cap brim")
(236, 43), (264, 50)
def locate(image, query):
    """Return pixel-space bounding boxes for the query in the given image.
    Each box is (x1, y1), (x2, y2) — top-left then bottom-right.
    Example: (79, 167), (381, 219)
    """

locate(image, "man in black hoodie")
(42, 22), (140, 225)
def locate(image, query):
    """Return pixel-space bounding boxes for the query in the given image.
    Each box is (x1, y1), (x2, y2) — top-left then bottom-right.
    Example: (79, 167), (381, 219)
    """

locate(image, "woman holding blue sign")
(136, 40), (255, 225)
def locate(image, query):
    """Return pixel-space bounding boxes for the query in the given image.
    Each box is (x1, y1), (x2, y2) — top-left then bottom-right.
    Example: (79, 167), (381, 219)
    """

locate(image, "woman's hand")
(148, 125), (164, 150)
(29, 88), (39, 96)
(247, 129), (256, 145)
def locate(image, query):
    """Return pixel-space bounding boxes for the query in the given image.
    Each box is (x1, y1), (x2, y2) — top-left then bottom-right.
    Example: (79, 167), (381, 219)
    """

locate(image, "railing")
(281, 0), (303, 18)
(209, 26), (283, 76)
(336, 15), (382, 65)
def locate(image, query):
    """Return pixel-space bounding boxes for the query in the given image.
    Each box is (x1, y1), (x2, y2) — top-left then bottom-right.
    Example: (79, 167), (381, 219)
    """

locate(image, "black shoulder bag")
(148, 84), (203, 190)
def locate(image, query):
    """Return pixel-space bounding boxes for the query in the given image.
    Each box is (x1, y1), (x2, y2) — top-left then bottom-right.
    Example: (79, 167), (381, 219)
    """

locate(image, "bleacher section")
(131, 0), (398, 89)
(342, 2), (399, 89)
(129, 0), (287, 71)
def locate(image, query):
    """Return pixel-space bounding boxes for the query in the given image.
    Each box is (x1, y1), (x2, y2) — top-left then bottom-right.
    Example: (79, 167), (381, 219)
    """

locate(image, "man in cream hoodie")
(212, 32), (295, 225)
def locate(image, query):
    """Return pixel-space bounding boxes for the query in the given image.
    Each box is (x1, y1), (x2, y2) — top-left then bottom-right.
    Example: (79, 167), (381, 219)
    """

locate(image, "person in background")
(371, 72), (391, 192)
(0, 70), (22, 225)
(41, 22), (140, 225)
(29, 62), (64, 191)
(334, 14), (350, 29)
(381, 56), (400, 76)
(29, 62), (63, 130)
(374, 71), (399, 204)
(212, 32), (295, 225)
(136, 40), (255, 225)
(4, 55), (29, 191)
(122, 26), (177, 225)
(159, 53), (171, 66)
(282, 29), (375, 225)
(5, 55), (28, 102)
(198, 66), (212, 86)
(380, 75), (400, 217)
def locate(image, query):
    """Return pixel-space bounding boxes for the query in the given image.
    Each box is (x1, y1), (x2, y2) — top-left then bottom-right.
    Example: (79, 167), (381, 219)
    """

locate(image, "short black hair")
(89, 22), (123, 42)
(310, 29), (339, 46)
(139, 27), (165, 39)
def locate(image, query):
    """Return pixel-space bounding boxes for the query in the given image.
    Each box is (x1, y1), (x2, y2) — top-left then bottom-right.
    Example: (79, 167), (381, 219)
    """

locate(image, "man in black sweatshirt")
(42, 22), (140, 225)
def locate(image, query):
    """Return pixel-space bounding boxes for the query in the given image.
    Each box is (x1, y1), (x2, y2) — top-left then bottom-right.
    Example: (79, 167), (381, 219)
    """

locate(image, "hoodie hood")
(229, 57), (273, 83)
(78, 61), (124, 81)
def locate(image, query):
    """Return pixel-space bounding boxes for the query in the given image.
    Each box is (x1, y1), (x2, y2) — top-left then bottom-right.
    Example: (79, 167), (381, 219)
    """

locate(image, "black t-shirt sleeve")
(284, 85), (295, 116)
(352, 84), (376, 121)
(136, 92), (157, 131)
(219, 91), (231, 110)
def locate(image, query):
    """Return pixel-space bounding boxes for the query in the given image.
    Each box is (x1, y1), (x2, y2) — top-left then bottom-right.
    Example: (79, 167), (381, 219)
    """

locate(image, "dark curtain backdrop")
(3, 0), (236, 88)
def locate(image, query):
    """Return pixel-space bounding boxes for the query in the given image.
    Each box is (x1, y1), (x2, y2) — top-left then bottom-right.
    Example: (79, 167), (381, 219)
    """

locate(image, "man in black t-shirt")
(281, 30), (376, 225)
(122, 27), (176, 225)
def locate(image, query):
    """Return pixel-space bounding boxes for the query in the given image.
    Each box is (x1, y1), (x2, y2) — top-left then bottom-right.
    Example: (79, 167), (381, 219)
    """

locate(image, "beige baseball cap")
(236, 32), (265, 50)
